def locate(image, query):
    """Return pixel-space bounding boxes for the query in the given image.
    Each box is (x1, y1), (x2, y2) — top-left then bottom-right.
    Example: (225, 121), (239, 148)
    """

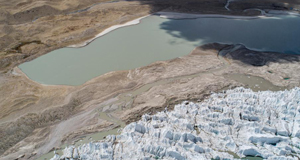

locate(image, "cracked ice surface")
(51, 87), (300, 160)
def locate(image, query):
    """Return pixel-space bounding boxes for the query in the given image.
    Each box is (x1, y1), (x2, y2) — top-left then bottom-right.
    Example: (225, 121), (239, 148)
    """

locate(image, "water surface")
(19, 15), (300, 85)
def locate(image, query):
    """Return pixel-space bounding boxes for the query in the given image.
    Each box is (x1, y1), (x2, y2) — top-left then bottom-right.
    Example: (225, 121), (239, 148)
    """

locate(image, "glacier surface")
(51, 87), (300, 160)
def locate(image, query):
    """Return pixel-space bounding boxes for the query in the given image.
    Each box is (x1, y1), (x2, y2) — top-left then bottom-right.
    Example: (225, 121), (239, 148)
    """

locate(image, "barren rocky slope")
(1, 43), (300, 160)
(1, 0), (300, 160)
(1, 0), (300, 72)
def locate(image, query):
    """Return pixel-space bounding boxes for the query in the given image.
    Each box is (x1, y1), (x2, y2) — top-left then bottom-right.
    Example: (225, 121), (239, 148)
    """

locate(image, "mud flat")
(224, 74), (287, 92)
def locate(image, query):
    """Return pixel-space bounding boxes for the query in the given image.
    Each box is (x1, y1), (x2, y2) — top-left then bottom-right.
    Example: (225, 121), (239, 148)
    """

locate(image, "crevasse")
(51, 87), (300, 160)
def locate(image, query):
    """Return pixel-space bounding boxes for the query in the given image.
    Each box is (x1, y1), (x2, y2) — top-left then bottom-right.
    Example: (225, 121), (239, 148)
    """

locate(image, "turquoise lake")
(19, 15), (300, 85)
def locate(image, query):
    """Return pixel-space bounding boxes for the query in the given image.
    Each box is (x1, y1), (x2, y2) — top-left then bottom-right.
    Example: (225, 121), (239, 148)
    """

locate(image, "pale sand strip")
(156, 11), (297, 19)
(68, 15), (150, 48)
(68, 10), (299, 48)
(157, 11), (259, 19)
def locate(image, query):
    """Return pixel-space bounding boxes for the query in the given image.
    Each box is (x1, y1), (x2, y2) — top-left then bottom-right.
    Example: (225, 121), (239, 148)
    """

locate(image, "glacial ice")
(51, 87), (300, 160)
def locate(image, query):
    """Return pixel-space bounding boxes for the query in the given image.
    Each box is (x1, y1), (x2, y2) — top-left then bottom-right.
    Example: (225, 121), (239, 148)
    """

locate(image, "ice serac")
(51, 87), (300, 160)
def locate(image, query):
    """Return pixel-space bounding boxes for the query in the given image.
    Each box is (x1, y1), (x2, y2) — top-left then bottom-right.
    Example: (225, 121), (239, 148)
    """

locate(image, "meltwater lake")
(19, 15), (300, 85)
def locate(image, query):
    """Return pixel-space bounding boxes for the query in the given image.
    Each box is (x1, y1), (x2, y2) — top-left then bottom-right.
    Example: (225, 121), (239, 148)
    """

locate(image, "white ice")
(51, 87), (300, 160)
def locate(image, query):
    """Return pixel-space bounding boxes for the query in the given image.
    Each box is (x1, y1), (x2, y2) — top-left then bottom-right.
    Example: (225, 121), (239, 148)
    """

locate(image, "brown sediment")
(1, 42), (300, 160)
(1, 0), (300, 159)
(6, 40), (46, 54)
(1, 0), (300, 72)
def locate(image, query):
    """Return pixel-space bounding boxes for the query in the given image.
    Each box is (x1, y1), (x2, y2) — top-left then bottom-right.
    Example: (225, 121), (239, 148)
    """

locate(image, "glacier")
(51, 87), (300, 160)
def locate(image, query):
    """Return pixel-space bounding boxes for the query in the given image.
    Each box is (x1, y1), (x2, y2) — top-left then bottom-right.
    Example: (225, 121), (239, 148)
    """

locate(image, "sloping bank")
(51, 87), (300, 160)
(2, 10), (300, 160)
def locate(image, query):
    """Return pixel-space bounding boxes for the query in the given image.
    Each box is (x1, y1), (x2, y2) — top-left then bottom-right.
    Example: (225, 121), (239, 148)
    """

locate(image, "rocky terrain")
(1, 0), (300, 160)
(51, 87), (300, 160)
(1, 0), (300, 72)
(1, 42), (300, 160)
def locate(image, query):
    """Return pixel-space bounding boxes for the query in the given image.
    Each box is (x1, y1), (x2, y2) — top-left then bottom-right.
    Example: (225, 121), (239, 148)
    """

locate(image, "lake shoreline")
(2, 42), (300, 160)
(1, 9), (300, 160)
(18, 11), (300, 86)
(64, 9), (300, 50)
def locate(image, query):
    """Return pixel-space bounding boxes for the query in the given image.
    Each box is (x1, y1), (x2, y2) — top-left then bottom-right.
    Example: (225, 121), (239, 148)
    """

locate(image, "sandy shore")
(68, 15), (150, 48)
(67, 12), (262, 48)
(2, 0), (300, 71)
(69, 9), (300, 49)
